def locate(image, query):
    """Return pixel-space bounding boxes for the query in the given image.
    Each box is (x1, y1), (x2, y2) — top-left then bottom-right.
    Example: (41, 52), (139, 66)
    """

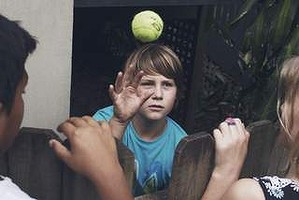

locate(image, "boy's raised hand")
(109, 65), (153, 125)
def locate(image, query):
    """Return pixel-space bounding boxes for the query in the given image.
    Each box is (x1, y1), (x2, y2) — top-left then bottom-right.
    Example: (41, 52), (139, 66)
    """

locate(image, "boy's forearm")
(91, 161), (133, 200)
(109, 116), (128, 140)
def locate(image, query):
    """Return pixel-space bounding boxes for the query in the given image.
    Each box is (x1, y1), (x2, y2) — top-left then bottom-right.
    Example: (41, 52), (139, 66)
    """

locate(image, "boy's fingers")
(131, 70), (144, 88)
(140, 90), (154, 103)
(49, 139), (72, 165)
(98, 121), (110, 134)
(123, 64), (135, 86)
(57, 122), (75, 138)
(114, 72), (123, 93)
(67, 117), (88, 127)
(108, 85), (119, 104)
(82, 116), (100, 127)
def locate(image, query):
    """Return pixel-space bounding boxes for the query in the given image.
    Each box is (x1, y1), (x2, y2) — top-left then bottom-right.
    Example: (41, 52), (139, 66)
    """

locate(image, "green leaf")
(283, 25), (299, 58)
(271, 0), (298, 49)
(250, 11), (268, 72)
(230, 0), (260, 27)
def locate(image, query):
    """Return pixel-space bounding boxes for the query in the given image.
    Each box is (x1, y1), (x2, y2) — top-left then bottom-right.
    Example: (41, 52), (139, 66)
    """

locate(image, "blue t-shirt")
(93, 106), (187, 196)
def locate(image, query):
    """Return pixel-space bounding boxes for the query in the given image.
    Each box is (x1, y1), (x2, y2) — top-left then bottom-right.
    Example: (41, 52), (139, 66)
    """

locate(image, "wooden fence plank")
(240, 120), (280, 178)
(167, 132), (214, 200)
(5, 127), (63, 200)
(62, 139), (135, 200)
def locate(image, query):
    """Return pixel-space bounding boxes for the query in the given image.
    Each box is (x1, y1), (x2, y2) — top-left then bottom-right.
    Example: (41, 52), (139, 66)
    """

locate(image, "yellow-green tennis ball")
(131, 10), (164, 43)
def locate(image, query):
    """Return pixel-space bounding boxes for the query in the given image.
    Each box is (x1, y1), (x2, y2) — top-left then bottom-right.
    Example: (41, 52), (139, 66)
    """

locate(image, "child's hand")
(109, 65), (153, 123)
(50, 116), (119, 181)
(50, 116), (133, 200)
(213, 118), (250, 177)
(201, 119), (250, 200)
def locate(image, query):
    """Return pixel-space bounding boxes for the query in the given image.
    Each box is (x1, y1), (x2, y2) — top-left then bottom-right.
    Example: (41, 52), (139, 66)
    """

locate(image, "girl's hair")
(277, 56), (299, 177)
(124, 43), (184, 98)
(276, 56), (299, 162)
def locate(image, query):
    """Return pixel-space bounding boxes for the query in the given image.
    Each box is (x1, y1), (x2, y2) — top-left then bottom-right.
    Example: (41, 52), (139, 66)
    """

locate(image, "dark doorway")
(70, 6), (200, 129)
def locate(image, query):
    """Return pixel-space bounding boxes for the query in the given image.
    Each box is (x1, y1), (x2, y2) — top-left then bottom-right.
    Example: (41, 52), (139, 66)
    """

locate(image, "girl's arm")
(222, 178), (265, 200)
(201, 118), (250, 200)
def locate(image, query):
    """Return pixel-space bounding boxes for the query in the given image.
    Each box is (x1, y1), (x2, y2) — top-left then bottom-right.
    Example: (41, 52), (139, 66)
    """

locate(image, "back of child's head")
(277, 56), (299, 163)
(124, 43), (184, 97)
(0, 14), (37, 114)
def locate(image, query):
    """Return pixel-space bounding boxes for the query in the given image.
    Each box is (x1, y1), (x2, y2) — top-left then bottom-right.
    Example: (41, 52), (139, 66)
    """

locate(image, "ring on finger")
(225, 117), (236, 126)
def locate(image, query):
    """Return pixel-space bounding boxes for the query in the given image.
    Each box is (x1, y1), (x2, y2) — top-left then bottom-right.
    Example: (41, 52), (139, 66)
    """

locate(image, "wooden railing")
(0, 120), (287, 200)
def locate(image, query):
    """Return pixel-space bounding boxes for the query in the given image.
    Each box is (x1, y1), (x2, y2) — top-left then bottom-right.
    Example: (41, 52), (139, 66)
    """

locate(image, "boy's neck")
(132, 117), (167, 141)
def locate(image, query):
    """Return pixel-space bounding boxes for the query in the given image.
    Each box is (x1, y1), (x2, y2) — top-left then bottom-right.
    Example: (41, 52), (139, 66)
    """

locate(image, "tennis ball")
(131, 10), (164, 43)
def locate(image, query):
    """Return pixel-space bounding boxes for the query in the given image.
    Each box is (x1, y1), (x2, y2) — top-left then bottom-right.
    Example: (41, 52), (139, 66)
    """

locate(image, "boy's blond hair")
(124, 43), (184, 99)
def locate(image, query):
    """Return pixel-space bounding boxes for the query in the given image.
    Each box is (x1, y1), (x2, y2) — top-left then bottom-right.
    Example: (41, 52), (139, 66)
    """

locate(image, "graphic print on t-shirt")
(141, 161), (164, 194)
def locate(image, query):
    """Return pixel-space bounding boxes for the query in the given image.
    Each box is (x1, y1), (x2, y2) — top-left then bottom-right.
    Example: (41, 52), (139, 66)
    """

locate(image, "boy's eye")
(140, 82), (153, 86)
(163, 82), (174, 87)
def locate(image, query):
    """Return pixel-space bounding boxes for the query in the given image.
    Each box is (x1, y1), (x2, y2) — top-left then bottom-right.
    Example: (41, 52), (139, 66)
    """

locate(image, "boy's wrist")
(89, 159), (122, 183)
(109, 116), (129, 139)
(89, 161), (133, 199)
(110, 115), (128, 127)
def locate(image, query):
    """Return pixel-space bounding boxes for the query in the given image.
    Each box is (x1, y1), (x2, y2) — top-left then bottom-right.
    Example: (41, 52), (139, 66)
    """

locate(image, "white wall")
(0, 0), (73, 131)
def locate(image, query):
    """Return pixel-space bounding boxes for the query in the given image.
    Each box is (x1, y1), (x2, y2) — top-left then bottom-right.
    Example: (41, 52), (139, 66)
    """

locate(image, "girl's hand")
(213, 118), (250, 177)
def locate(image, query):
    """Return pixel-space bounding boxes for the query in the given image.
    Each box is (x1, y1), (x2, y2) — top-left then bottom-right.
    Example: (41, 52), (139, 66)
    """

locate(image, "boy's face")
(0, 71), (28, 151)
(136, 73), (177, 121)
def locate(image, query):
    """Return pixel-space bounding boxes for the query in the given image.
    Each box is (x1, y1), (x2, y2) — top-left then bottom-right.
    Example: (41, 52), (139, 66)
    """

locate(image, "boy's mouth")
(148, 105), (164, 110)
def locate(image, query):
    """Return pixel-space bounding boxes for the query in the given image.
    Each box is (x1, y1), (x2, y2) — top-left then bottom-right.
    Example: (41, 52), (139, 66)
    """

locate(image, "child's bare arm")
(50, 116), (133, 200)
(108, 65), (153, 139)
(201, 118), (250, 200)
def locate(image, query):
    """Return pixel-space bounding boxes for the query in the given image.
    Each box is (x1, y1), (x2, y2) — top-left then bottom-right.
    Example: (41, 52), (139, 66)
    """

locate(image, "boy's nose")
(152, 86), (163, 99)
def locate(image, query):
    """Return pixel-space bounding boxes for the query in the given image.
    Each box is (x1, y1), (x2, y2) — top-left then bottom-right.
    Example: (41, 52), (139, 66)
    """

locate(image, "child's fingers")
(114, 72), (123, 93)
(56, 121), (75, 138)
(82, 116), (100, 127)
(131, 70), (144, 88)
(109, 84), (117, 101)
(98, 121), (111, 135)
(49, 139), (72, 165)
(67, 117), (88, 127)
(213, 128), (223, 143)
(123, 64), (135, 86)
(228, 118), (249, 140)
(218, 121), (231, 139)
(140, 90), (154, 104)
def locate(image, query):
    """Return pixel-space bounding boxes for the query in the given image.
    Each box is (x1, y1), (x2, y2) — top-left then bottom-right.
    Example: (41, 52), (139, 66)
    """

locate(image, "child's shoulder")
(166, 117), (187, 136)
(93, 105), (114, 121)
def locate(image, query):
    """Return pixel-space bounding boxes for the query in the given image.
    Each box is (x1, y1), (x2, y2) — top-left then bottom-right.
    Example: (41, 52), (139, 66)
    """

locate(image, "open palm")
(109, 66), (152, 123)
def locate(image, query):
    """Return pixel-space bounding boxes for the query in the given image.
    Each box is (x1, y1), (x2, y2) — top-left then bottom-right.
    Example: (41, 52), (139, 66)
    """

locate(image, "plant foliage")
(193, 0), (299, 132)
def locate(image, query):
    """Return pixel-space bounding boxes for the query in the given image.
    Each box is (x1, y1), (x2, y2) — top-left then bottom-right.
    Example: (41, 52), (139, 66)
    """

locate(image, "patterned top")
(254, 176), (299, 200)
(0, 175), (36, 199)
